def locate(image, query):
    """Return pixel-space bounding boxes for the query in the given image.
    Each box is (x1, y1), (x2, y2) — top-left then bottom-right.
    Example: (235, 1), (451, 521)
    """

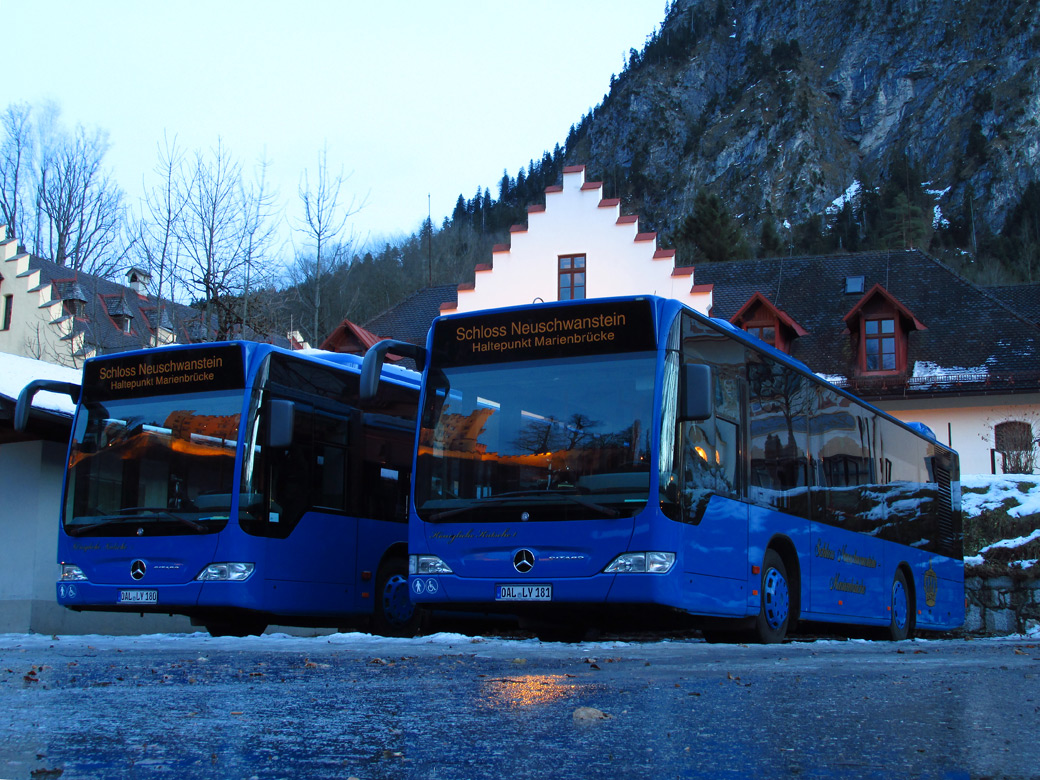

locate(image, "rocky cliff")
(567, 0), (1040, 239)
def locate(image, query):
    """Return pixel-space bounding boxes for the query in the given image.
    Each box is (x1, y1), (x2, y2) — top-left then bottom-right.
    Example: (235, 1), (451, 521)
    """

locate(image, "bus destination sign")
(84, 344), (246, 401)
(435, 299), (656, 366)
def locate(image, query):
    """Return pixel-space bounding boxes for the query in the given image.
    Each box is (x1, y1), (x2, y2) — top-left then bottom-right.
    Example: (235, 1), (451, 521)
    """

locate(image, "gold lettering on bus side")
(837, 546), (878, 569)
(829, 574), (867, 595)
(815, 539), (835, 560)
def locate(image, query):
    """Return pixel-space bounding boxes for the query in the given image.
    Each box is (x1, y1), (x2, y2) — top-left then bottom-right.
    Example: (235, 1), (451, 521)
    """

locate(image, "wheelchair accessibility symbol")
(411, 578), (439, 595)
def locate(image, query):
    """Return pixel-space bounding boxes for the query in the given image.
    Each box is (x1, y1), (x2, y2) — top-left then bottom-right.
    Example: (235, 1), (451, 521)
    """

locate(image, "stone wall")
(963, 576), (1040, 636)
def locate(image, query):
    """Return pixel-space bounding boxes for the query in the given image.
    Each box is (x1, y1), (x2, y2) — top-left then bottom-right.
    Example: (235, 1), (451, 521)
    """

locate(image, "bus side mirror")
(266, 399), (295, 449)
(680, 364), (713, 421)
(14, 379), (80, 432)
(360, 339), (427, 403)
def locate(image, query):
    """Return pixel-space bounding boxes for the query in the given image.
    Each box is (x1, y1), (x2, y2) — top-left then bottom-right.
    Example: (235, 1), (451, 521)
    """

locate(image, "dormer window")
(746, 324), (776, 347)
(103, 295), (134, 335)
(864, 318), (896, 371)
(730, 292), (807, 354)
(843, 284), (925, 376)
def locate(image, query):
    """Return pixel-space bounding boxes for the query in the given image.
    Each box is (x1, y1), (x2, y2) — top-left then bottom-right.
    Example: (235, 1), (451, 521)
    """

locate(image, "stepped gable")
(446, 164), (709, 315)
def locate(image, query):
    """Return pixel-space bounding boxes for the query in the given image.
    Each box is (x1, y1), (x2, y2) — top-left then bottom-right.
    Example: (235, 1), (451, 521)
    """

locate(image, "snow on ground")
(0, 624), (1038, 653)
(962, 473), (1040, 568)
(962, 473), (1040, 518)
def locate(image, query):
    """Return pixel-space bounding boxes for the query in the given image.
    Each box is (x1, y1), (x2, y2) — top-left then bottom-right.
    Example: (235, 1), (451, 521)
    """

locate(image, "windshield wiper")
(67, 508), (207, 537)
(428, 490), (620, 522)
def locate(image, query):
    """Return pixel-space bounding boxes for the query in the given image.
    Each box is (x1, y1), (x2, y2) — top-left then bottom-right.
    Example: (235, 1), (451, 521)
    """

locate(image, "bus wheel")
(754, 550), (790, 644)
(887, 569), (914, 641)
(204, 620), (267, 638)
(373, 558), (424, 638)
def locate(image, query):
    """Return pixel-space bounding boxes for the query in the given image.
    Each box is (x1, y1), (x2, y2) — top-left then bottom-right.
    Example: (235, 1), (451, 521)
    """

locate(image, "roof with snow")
(0, 352), (80, 443)
(694, 249), (1040, 398)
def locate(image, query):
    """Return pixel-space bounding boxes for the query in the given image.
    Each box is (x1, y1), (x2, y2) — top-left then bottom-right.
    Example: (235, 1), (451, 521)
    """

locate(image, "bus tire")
(887, 568), (914, 641)
(372, 558), (425, 638)
(754, 549), (791, 644)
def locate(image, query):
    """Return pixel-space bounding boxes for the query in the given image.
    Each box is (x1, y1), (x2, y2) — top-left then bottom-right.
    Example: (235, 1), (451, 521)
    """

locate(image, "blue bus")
(17, 341), (422, 636)
(363, 296), (963, 642)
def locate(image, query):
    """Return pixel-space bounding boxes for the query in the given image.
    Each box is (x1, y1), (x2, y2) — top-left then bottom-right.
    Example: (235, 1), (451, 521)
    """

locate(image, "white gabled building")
(446, 165), (714, 315)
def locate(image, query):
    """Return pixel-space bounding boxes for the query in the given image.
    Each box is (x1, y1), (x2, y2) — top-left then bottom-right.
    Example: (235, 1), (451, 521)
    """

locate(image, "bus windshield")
(63, 390), (244, 536)
(415, 352), (657, 522)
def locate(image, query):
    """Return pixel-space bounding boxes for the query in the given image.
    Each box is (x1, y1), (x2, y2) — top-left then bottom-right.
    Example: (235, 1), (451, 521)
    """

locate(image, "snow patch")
(0, 352), (81, 415)
(962, 474), (1040, 518)
(826, 180), (863, 214)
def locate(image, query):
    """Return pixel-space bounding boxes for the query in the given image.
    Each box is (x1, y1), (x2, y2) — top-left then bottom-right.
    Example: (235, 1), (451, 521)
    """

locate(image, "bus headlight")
(409, 555), (453, 575)
(196, 563), (255, 581)
(603, 552), (676, 574)
(61, 564), (88, 581)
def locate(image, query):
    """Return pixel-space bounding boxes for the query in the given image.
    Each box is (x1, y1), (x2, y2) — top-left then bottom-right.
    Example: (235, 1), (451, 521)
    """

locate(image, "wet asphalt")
(1, 631), (1038, 780)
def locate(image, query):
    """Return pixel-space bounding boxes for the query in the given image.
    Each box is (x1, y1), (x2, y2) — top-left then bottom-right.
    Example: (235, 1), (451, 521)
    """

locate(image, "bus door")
(676, 338), (748, 615)
(263, 402), (357, 615)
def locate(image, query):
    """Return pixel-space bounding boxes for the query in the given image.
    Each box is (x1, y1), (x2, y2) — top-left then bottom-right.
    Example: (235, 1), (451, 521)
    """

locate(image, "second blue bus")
(363, 295), (964, 642)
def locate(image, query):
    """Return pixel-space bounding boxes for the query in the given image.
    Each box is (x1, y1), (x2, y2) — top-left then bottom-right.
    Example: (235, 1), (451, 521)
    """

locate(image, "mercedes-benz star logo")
(513, 549), (535, 573)
(130, 560), (147, 581)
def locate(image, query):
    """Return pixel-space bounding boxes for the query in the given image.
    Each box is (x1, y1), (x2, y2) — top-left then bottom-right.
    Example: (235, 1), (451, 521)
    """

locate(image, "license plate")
(118, 590), (158, 605)
(496, 584), (552, 601)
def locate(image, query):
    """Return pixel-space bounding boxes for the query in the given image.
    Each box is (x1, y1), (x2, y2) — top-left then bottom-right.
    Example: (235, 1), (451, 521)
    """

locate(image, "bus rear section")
(51, 342), (421, 636)
(393, 296), (964, 641)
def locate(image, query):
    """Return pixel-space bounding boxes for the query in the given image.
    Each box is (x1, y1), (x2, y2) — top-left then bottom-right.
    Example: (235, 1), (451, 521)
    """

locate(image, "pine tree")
(758, 219), (785, 258)
(881, 192), (928, 249)
(677, 190), (751, 262)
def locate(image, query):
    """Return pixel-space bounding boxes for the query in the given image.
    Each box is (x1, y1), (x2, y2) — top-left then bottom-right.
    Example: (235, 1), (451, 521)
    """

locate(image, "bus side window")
(313, 413), (349, 512)
(360, 421), (413, 523)
(747, 358), (810, 518)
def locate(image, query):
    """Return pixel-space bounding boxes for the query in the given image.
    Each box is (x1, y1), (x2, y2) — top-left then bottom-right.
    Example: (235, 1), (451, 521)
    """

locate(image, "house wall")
(878, 393), (1040, 475)
(0, 437), (194, 635)
(452, 166), (713, 315)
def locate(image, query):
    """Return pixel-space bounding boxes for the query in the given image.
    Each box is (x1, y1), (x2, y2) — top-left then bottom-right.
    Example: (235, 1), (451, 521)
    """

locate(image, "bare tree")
(292, 143), (364, 344)
(38, 123), (126, 276)
(0, 102), (33, 241)
(137, 131), (190, 306)
(238, 150), (282, 336)
(175, 138), (251, 339)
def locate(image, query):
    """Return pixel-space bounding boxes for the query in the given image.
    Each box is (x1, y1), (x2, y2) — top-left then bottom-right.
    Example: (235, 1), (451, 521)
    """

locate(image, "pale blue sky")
(7, 0), (666, 248)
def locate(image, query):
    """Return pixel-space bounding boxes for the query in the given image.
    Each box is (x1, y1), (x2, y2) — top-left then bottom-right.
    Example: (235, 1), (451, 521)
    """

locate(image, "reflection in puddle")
(478, 674), (592, 710)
